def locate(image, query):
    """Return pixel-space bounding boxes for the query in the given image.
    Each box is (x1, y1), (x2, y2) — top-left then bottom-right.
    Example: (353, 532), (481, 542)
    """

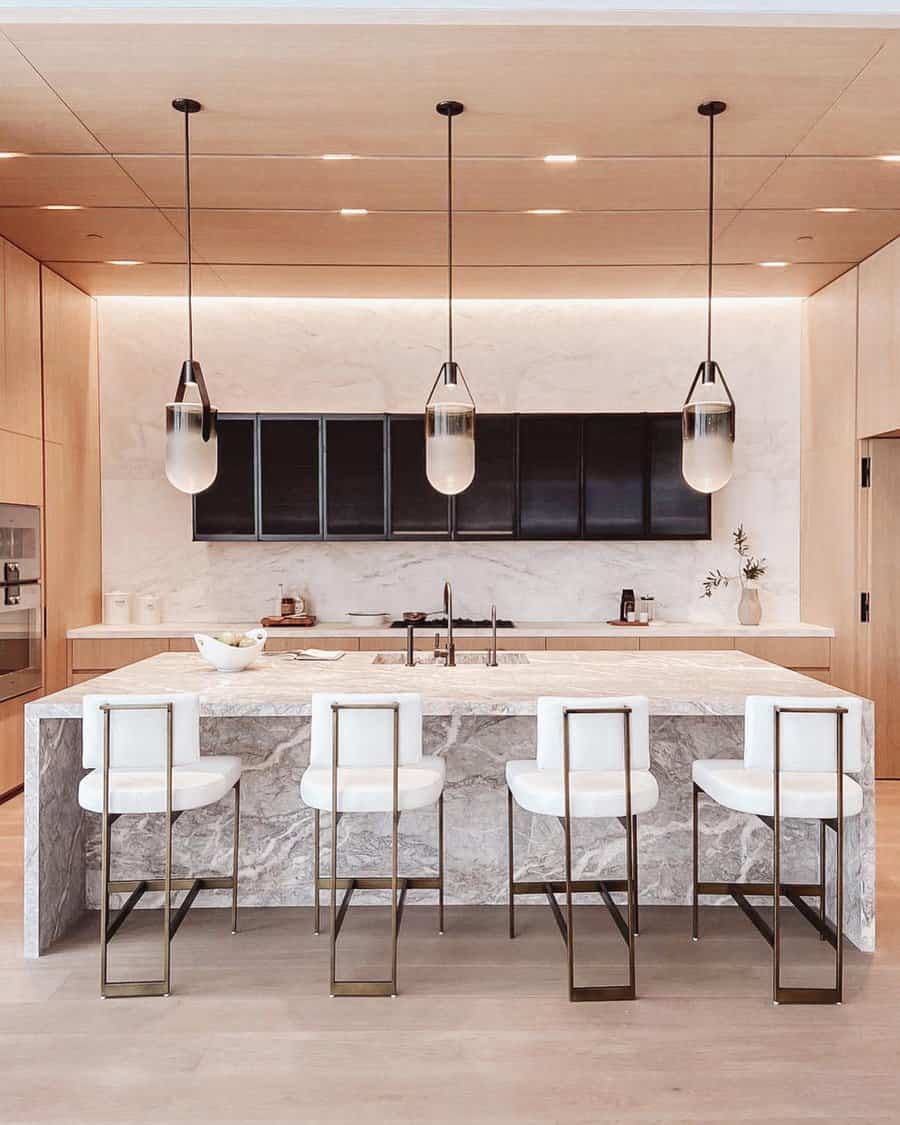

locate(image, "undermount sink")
(372, 652), (530, 666)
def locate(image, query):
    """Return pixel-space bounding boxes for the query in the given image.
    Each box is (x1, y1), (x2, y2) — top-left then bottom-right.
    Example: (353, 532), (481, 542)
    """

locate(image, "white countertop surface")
(31, 648), (856, 720)
(68, 620), (835, 640)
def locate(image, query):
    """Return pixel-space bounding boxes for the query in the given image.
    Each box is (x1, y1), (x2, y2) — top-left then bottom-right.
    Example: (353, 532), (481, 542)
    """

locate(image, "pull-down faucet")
(433, 580), (456, 666)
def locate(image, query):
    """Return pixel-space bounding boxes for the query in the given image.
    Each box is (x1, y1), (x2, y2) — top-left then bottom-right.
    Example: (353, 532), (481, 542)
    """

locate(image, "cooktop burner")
(391, 617), (515, 629)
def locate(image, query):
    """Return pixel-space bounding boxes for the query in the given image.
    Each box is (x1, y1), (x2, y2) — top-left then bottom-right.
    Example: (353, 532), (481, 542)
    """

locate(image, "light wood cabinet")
(546, 637), (638, 651)
(42, 270), (101, 695)
(733, 636), (831, 671)
(0, 689), (42, 799)
(1, 241), (42, 440)
(858, 239), (900, 439)
(639, 637), (732, 652)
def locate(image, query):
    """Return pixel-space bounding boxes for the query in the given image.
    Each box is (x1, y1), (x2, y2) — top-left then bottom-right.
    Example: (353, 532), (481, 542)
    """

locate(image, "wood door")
(867, 438), (900, 777)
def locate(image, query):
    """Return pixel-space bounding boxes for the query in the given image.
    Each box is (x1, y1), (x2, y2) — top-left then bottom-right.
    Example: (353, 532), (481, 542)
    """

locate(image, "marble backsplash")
(98, 296), (801, 623)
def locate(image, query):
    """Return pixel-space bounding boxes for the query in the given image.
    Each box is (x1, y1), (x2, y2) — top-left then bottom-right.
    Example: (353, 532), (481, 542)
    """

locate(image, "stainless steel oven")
(0, 504), (42, 703)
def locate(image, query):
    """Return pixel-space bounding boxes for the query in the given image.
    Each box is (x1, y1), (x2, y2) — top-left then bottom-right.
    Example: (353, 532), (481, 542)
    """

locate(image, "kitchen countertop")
(32, 648), (854, 720)
(68, 620), (835, 640)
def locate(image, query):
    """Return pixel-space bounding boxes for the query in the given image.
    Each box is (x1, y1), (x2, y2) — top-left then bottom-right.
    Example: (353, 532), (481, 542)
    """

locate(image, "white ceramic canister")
(135, 593), (162, 625)
(103, 591), (131, 625)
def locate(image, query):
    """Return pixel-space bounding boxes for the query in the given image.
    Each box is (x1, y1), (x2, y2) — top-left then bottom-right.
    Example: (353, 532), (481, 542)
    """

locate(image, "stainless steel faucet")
(485, 603), (498, 667)
(433, 580), (456, 666)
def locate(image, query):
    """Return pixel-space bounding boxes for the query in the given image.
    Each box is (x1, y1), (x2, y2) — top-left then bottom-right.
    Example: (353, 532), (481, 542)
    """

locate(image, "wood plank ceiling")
(0, 17), (899, 298)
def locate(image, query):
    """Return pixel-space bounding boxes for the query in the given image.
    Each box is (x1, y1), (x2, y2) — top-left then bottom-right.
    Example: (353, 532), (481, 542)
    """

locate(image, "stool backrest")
(537, 696), (650, 771)
(744, 695), (863, 773)
(82, 693), (201, 769)
(310, 693), (423, 768)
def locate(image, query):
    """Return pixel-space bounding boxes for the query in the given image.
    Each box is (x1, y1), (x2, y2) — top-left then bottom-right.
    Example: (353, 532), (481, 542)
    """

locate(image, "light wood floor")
(2, 787), (899, 1125)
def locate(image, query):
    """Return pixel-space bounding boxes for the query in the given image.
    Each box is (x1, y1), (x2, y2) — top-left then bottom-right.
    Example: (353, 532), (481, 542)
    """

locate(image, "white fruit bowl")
(194, 628), (267, 672)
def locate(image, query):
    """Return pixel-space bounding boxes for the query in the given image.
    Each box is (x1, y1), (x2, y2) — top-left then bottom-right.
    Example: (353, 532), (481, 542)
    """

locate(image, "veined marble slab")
(24, 651), (874, 957)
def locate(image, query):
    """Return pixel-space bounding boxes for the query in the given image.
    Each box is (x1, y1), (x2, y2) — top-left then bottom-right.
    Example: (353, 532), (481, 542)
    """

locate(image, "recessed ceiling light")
(0, 152), (23, 159)
(339, 208), (368, 216)
(525, 208), (570, 215)
(106, 259), (142, 266)
(322, 153), (356, 161)
(759, 261), (790, 268)
(40, 204), (83, 211)
(816, 207), (858, 213)
(543, 154), (577, 164)
(877, 154), (900, 162)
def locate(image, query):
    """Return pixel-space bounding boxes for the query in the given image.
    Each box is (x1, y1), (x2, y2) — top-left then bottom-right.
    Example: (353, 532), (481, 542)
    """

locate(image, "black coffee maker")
(619, 588), (636, 623)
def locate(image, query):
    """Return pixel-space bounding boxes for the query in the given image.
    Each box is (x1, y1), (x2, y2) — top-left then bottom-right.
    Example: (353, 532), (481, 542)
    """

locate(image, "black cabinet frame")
(257, 414), (324, 541)
(194, 411), (710, 543)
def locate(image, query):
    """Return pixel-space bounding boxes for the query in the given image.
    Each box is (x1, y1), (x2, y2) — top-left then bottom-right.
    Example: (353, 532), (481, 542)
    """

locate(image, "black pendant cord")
(184, 105), (194, 367)
(447, 108), (453, 367)
(706, 108), (714, 366)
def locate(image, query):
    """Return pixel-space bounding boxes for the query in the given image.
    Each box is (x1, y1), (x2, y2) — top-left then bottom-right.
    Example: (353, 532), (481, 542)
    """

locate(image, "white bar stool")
(692, 694), (863, 1004)
(300, 692), (445, 997)
(506, 696), (658, 1002)
(78, 693), (242, 998)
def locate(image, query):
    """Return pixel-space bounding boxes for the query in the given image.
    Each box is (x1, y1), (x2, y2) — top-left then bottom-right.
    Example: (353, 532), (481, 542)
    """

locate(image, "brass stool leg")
(99, 803), (112, 996)
(313, 809), (321, 935)
(632, 814), (640, 937)
(691, 782), (700, 941)
(438, 792), (445, 934)
(818, 818), (826, 941)
(507, 786), (515, 939)
(231, 780), (241, 935)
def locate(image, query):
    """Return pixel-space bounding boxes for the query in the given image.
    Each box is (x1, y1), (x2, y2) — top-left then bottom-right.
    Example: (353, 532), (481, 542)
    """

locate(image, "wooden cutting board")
(260, 615), (318, 627)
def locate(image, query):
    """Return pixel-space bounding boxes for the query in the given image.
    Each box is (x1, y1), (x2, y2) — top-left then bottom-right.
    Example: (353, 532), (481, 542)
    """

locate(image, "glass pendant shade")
(682, 362), (735, 494)
(165, 400), (217, 494)
(426, 362), (475, 495)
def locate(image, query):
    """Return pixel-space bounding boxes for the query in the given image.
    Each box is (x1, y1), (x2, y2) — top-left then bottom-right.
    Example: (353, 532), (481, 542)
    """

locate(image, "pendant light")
(165, 97), (218, 494)
(425, 100), (476, 496)
(682, 100), (736, 495)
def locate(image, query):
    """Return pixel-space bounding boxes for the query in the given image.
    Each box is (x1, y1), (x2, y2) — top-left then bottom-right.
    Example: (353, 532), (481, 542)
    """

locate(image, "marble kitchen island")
(24, 649), (875, 957)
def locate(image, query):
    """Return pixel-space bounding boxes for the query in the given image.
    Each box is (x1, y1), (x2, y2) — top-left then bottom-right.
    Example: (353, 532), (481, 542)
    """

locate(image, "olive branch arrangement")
(701, 524), (767, 599)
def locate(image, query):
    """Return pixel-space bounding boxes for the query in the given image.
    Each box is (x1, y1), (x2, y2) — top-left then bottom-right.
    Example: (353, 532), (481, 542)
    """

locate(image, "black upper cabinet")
(389, 416), (450, 538)
(454, 414), (517, 537)
(648, 413), (710, 538)
(194, 410), (709, 542)
(518, 415), (582, 538)
(583, 414), (646, 538)
(193, 415), (257, 539)
(324, 416), (386, 538)
(259, 416), (321, 538)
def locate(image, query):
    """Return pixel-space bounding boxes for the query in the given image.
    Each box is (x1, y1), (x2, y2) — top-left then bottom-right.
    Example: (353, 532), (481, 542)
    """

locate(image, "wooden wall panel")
(0, 429), (42, 506)
(42, 269), (101, 695)
(858, 240), (900, 439)
(2, 241), (42, 440)
(800, 268), (864, 698)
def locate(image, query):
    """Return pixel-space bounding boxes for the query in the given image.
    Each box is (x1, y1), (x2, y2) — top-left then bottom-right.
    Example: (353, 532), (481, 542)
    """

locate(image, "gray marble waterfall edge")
(25, 710), (875, 956)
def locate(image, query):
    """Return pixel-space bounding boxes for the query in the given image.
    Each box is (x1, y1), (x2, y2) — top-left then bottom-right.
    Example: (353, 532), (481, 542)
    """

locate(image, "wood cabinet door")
(866, 438), (900, 777)
(858, 241), (900, 439)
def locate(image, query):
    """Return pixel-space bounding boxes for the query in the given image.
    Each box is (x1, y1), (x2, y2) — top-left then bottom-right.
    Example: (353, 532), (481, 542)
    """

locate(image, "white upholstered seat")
(692, 759), (862, 819)
(78, 693), (242, 816)
(301, 758), (445, 813)
(506, 760), (659, 818)
(301, 692), (443, 813)
(692, 694), (864, 821)
(79, 756), (242, 814)
(507, 695), (658, 820)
